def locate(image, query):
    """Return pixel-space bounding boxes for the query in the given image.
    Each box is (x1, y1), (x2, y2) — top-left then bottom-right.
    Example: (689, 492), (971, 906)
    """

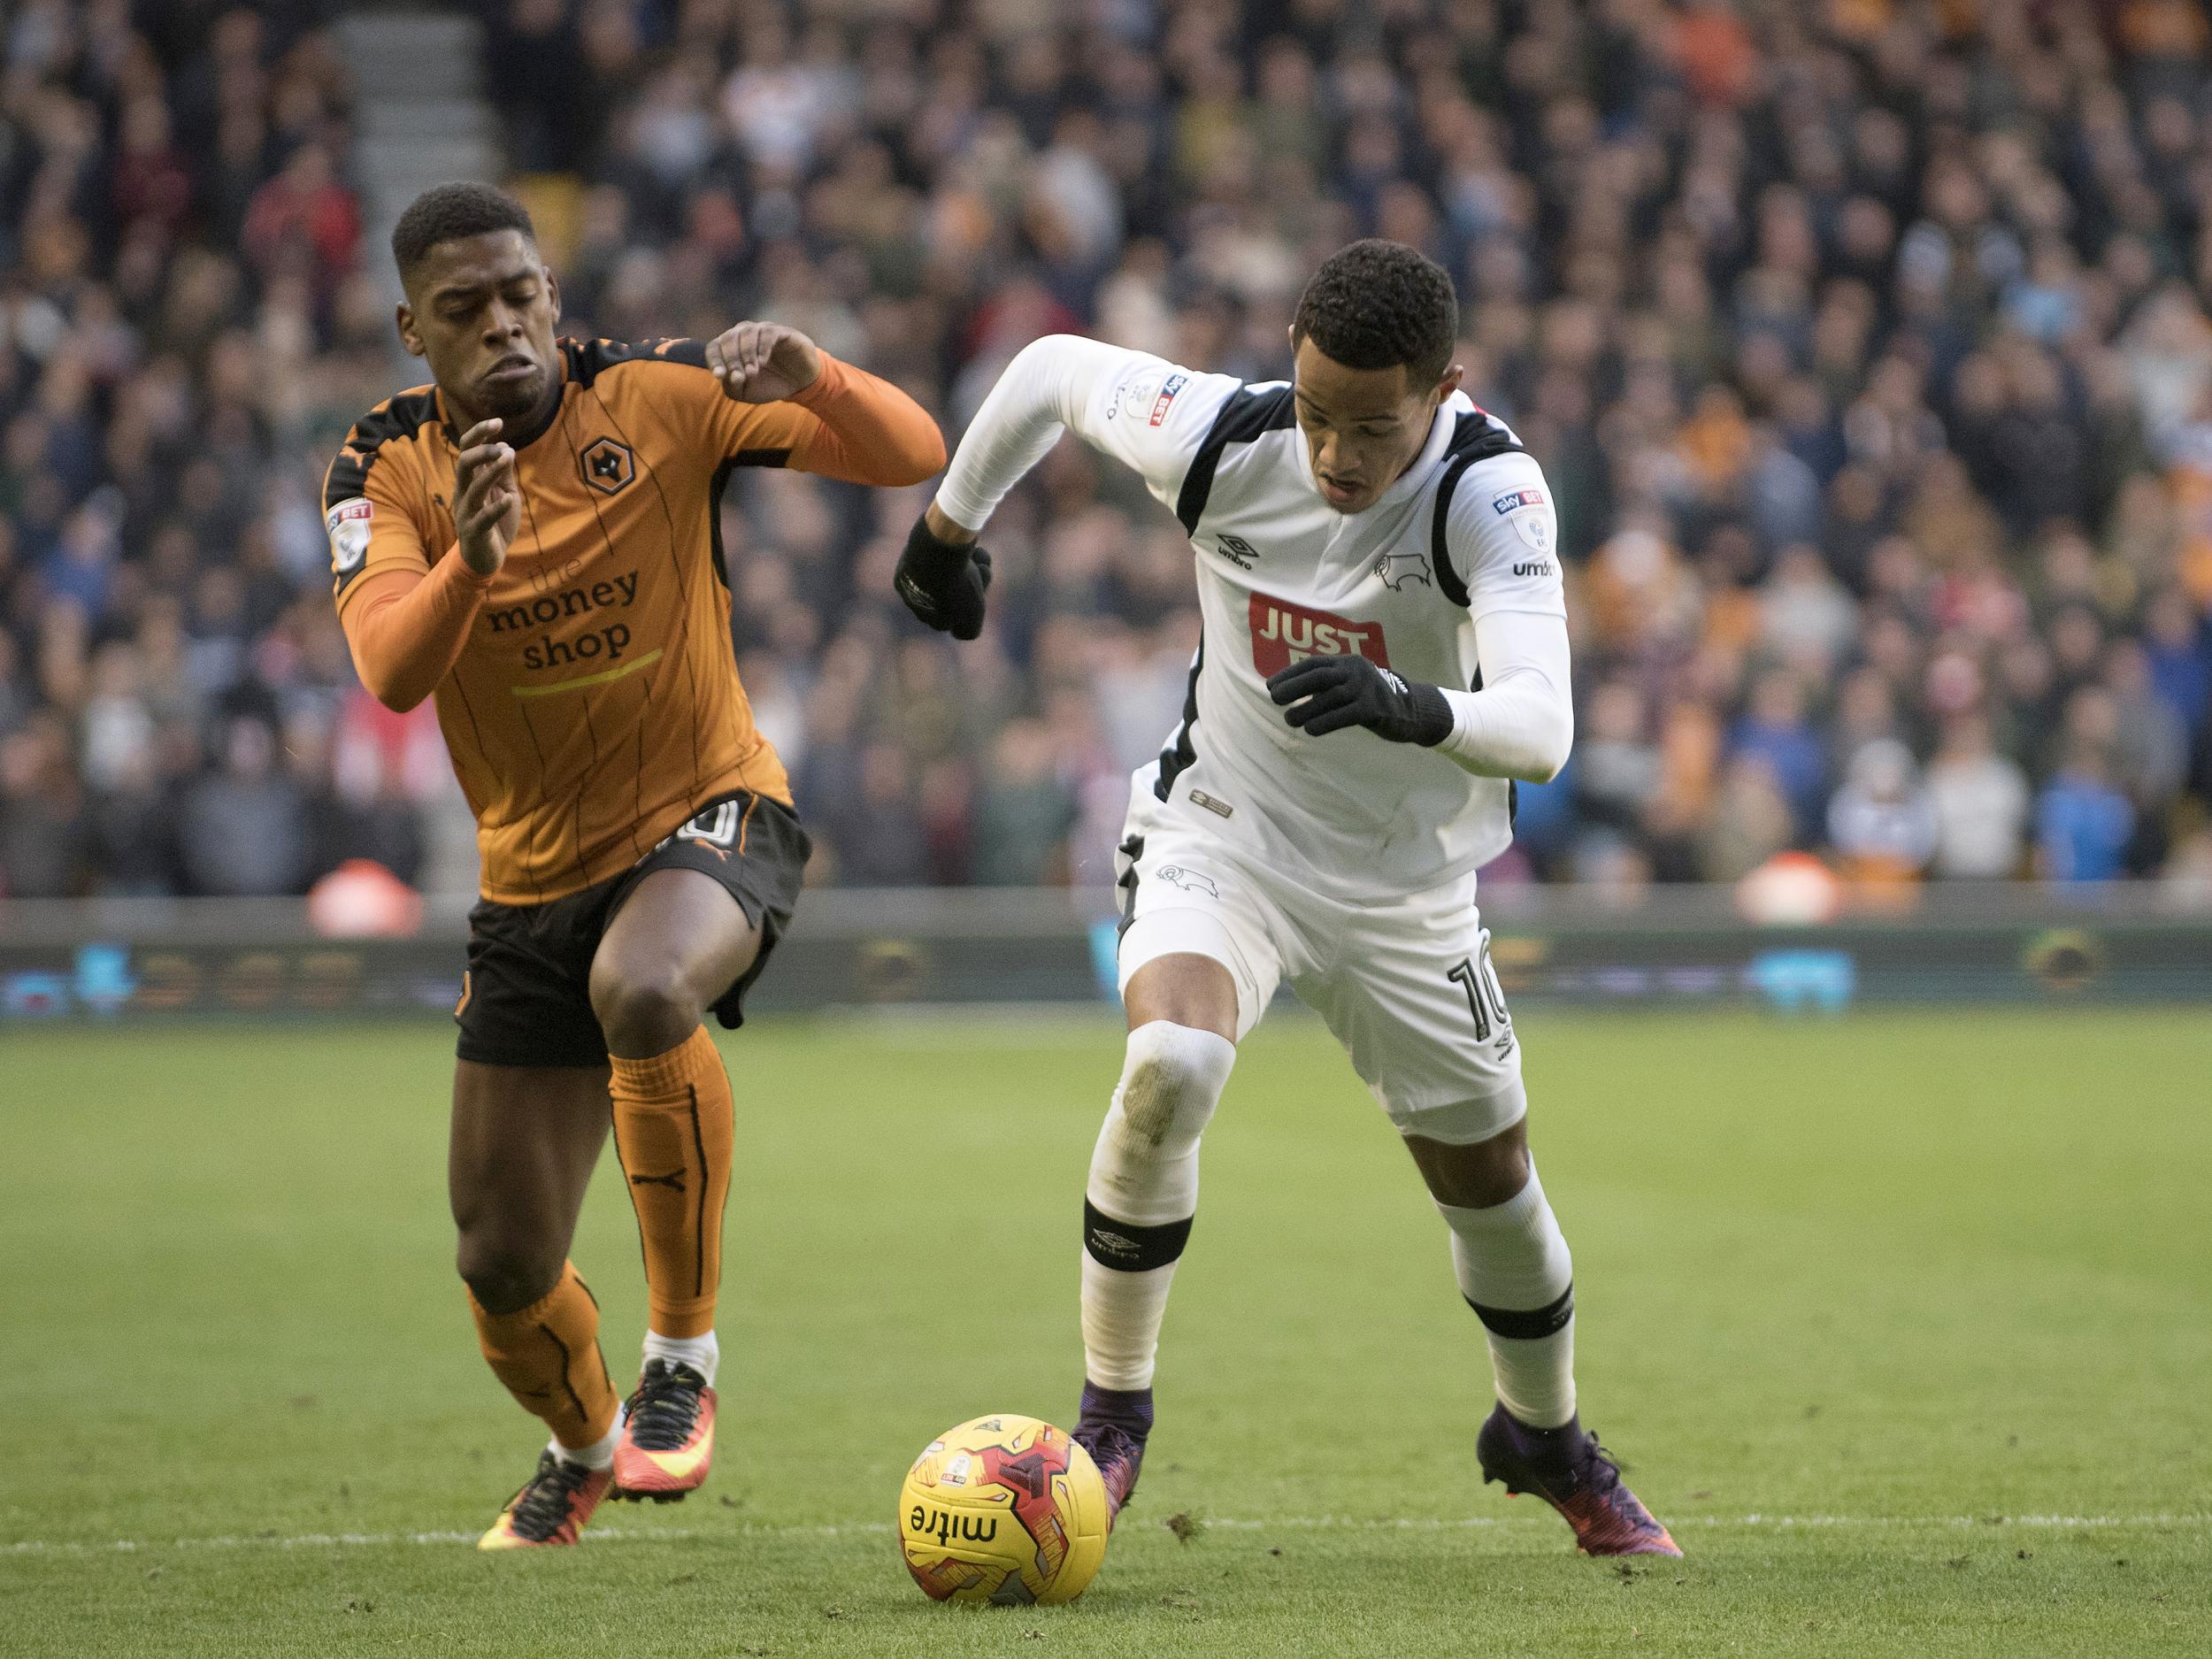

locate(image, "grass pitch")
(3, 1008), (2208, 1657)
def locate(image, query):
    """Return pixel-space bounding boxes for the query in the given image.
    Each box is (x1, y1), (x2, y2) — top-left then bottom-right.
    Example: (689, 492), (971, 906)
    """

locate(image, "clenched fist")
(704, 321), (823, 403)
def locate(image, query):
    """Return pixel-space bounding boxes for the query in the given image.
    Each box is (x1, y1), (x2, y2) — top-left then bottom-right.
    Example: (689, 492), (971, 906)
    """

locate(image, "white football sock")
(643, 1328), (719, 1388)
(1079, 1253), (1177, 1394)
(1079, 1021), (1236, 1390)
(552, 1412), (621, 1471)
(1436, 1163), (1578, 1429)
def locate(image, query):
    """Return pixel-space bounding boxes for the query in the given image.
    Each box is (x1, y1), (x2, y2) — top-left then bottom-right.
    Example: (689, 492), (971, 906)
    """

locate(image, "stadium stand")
(4, 0), (2210, 900)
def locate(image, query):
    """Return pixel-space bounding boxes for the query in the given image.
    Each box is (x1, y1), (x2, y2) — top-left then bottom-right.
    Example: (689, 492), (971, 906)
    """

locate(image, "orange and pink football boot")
(611, 1359), (717, 1502)
(478, 1449), (611, 1549)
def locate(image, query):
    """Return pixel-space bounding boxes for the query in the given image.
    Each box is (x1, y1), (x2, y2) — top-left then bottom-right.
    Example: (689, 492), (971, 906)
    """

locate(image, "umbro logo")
(1214, 534), (1259, 569)
(630, 1170), (687, 1193)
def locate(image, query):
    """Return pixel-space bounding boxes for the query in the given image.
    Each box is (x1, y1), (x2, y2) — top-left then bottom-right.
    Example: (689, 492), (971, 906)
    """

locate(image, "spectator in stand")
(1698, 756), (1797, 883)
(0, 714), (84, 897)
(240, 142), (358, 290)
(2038, 744), (2138, 883)
(1571, 680), (1660, 847)
(826, 741), (933, 888)
(972, 717), (1080, 888)
(1827, 738), (1939, 882)
(1927, 713), (2033, 881)
(178, 712), (312, 896)
(1728, 671), (1828, 840)
(2140, 586), (2210, 740)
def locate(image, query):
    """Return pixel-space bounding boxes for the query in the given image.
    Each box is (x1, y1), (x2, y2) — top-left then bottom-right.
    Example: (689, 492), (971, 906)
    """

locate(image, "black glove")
(895, 515), (993, 641)
(1267, 654), (1453, 745)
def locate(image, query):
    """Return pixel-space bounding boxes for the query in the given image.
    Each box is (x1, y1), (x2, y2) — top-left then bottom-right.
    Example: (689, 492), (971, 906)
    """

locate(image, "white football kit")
(937, 335), (1573, 1142)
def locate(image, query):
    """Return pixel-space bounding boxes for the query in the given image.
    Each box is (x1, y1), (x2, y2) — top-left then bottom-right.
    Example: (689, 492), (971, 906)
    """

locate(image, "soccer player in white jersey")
(895, 241), (1678, 1557)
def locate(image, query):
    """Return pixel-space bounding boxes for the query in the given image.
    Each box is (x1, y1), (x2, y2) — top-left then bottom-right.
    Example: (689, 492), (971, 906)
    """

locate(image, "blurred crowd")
(6, 0), (2212, 902)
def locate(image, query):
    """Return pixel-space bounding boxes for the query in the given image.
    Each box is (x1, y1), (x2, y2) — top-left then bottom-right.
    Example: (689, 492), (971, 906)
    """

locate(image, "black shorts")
(455, 790), (811, 1069)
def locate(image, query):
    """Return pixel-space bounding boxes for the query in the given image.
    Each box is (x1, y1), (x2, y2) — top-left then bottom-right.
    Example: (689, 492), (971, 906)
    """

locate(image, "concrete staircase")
(330, 7), (502, 335)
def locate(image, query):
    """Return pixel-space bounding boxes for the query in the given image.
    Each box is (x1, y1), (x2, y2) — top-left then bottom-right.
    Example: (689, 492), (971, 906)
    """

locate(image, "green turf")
(3, 1009), (2208, 1657)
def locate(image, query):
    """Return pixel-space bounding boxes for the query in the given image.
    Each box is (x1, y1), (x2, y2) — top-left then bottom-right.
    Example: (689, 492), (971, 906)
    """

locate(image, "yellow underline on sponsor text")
(510, 648), (662, 697)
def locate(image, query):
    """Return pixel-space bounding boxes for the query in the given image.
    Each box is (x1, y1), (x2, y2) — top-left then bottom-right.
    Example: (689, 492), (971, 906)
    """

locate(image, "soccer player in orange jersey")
(326, 183), (944, 1548)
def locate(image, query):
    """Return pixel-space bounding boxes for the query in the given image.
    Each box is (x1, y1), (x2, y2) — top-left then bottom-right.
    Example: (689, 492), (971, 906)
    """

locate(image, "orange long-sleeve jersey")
(326, 338), (944, 904)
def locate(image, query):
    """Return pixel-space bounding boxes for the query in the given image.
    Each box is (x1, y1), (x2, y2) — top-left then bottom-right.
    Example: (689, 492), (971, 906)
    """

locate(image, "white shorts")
(1115, 820), (1525, 1144)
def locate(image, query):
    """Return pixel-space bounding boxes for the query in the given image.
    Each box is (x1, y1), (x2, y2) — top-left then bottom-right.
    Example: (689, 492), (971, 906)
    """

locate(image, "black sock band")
(1466, 1282), (1574, 1340)
(1083, 1200), (1193, 1272)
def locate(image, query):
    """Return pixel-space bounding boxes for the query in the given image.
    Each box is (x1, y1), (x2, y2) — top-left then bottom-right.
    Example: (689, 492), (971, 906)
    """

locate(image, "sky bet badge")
(326, 498), (373, 573)
(1493, 487), (1552, 554)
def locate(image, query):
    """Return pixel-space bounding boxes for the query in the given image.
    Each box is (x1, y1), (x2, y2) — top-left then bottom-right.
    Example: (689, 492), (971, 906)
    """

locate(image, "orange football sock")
(610, 1025), (734, 1340)
(468, 1261), (618, 1450)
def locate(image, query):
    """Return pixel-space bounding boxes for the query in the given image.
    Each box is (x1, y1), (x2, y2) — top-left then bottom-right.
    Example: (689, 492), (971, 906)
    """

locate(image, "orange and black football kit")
(326, 338), (942, 1068)
(327, 336), (942, 1505)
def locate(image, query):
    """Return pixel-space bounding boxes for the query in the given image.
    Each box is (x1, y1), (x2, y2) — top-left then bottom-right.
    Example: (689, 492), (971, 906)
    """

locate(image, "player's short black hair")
(1293, 240), (1459, 385)
(390, 182), (534, 280)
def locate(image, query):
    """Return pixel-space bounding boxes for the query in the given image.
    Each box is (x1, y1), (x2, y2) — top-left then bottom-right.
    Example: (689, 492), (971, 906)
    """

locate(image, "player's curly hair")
(1293, 240), (1459, 384)
(391, 182), (534, 279)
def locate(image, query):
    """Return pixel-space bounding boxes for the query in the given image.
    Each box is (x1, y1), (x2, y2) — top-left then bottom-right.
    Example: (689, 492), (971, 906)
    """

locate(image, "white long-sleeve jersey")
(937, 334), (1572, 902)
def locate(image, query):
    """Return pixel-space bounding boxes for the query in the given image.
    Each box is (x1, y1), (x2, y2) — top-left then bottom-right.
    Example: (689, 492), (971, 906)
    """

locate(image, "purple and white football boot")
(1477, 1404), (1681, 1556)
(1071, 1381), (1152, 1527)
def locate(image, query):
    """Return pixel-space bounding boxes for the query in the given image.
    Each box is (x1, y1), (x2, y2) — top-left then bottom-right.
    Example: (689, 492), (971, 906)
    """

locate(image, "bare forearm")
(923, 501), (976, 545)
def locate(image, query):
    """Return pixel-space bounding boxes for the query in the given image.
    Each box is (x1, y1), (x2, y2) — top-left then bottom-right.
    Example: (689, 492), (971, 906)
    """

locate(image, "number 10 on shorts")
(1448, 941), (1509, 1041)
